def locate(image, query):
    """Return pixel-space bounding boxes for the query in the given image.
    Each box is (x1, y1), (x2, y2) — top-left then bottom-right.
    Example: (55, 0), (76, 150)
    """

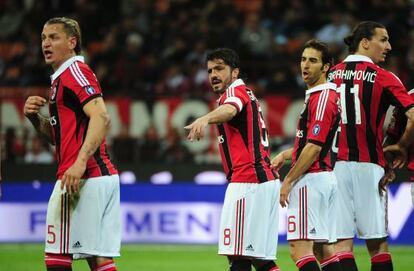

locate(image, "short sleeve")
(382, 71), (414, 112)
(67, 62), (102, 106)
(221, 85), (250, 113)
(307, 90), (339, 145)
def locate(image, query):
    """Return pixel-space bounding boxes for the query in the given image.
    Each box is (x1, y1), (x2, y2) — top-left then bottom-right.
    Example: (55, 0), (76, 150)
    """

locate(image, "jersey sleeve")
(307, 90), (339, 146)
(221, 85), (250, 113)
(67, 62), (103, 106)
(382, 71), (414, 112)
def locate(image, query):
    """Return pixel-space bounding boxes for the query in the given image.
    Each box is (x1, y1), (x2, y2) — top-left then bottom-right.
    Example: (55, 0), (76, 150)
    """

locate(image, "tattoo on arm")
(28, 114), (53, 144)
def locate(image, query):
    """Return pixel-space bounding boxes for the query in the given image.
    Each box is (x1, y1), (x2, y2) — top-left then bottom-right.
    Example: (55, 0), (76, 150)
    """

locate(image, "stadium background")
(1, 0), (414, 270)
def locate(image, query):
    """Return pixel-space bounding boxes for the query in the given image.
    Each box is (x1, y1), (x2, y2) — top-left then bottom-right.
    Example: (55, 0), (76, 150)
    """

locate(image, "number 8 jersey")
(216, 79), (276, 183)
(328, 55), (414, 167)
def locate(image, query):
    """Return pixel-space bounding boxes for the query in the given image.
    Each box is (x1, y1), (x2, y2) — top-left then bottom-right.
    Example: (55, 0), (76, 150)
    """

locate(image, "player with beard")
(185, 48), (281, 271)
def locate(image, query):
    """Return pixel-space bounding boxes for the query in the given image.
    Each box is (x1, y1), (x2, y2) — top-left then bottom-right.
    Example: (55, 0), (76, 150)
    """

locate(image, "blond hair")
(45, 17), (82, 54)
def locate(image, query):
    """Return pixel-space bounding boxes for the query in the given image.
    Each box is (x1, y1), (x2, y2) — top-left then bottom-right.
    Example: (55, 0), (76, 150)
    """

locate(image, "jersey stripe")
(74, 62), (90, 85)
(50, 81), (61, 163)
(344, 62), (359, 161)
(251, 100), (267, 183)
(94, 146), (110, 176)
(218, 124), (233, 180)
(69, 64), (87, 86)
(362, 66), (378, 163)
(316, 89), (328, 120)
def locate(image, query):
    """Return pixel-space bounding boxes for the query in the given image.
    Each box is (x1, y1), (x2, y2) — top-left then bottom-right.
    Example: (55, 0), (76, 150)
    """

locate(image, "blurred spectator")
(0, 0), (25, 40)
(24, 135), (54, 164)
(4, 127), (25, 163)
(112, 125), (138, 163)
(161, 127), (193, 164)
(137, 125), (162, 162)
(239, 12), (272, 58)
(315, 10), (351, 47)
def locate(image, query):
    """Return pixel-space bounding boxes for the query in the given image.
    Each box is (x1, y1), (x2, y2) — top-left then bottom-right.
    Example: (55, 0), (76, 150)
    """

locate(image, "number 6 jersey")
(291, 82), (341, 173)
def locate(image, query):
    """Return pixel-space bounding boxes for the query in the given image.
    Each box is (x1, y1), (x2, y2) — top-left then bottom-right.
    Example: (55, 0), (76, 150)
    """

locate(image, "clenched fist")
(24, 96), (47, 116)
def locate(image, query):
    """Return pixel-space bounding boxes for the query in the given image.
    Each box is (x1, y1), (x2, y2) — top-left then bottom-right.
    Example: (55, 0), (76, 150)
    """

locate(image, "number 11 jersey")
(328, 54), (414, 167)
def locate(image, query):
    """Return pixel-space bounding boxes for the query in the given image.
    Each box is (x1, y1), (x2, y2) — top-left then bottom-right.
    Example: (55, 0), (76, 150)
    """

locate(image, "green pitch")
(0, 244), (413, 270)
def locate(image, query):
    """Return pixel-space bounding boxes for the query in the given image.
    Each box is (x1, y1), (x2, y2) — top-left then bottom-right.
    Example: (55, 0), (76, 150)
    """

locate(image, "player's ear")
(68, 36), (77, 51)
(361, 38), (370, 50)
(322, 63), (330, 73)
(232, 68), (239, 79)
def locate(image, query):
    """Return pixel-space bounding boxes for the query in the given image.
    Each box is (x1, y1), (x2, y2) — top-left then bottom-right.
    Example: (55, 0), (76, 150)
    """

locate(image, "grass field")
(0, 244), (413, 270)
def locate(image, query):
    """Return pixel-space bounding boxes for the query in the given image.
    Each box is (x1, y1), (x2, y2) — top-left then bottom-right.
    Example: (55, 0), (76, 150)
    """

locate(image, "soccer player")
(384, 89), (414, 206)
(185, 48), (281, 271)
(328, 21), (414, 271)
(23, 17), (120, 271)
(271, 39), (341, 271)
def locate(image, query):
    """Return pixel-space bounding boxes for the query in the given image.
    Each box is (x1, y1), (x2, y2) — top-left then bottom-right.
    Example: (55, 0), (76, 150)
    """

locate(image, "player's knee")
(228, 257), (252, 271)
(45, 253), (72, 271)
(366, 237), (389, 257)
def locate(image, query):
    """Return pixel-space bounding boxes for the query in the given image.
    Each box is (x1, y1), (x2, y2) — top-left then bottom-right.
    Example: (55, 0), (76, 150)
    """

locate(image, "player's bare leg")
(334, 239), (357, 271)
(289, 240), (320, 271)
(86, 256), (117, 271)
(314, 243), (342, 271)
(366, 238), (393, 271)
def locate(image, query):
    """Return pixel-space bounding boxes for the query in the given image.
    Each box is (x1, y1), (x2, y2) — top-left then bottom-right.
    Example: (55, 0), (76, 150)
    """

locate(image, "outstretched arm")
(184, 104), (237, 141)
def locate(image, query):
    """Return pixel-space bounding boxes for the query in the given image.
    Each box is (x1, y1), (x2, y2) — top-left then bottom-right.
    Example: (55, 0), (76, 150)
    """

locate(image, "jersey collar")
(50, 56), (85, 82)
(343, 54), (374, 63)
(305, 82), (337, 95)
(227, 78), (245, 89)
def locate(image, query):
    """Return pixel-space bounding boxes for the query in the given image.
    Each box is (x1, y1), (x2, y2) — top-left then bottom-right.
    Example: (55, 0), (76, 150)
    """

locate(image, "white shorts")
(287, 171), (337, 243)
(218, 180), (280, 260)
(411, 183), (414, 207)
(45, 175), (121, 259)
(334, 161), (387, 239)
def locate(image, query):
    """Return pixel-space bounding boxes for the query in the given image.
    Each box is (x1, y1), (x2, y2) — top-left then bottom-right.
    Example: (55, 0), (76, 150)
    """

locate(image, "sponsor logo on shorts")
(72, 241), (82, 248)
(245, 244), (254, 252)
(217, 135), (224, 144)
(309, 228), (316, 234)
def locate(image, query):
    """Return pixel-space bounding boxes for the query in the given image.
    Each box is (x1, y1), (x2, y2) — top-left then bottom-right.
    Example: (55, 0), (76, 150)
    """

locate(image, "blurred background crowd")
(1, 0), (414, 166)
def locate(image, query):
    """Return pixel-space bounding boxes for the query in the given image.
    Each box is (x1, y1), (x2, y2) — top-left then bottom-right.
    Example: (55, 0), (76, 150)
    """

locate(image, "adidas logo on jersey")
(72, 241), (82, 248)
(245, 244), (254, 252)
(310, 228), (316, 234)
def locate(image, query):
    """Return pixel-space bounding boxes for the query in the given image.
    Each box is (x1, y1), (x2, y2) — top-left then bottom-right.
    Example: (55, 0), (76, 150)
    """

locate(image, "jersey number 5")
(338, 83), (361, 124)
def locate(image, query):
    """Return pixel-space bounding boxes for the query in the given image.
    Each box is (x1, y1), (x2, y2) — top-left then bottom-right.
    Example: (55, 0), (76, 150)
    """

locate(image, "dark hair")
(344, 21), (386, 54)
(206, 48), (240, 69)
(303, 39), (333, 67)
(45, 17), (82, 55)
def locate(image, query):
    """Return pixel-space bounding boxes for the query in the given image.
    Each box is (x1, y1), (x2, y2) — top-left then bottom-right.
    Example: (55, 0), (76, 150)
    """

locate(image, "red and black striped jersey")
(386, 89), (414, 181)
(292, 83), (341, 173)
(49, 56), (117, 179)
(328, 55), (414, 167)
(216, 79), (276, 183)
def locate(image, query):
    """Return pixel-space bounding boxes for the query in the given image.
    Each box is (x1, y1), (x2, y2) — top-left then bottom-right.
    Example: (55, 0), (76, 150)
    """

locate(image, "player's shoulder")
(62, 60), (96, 87)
